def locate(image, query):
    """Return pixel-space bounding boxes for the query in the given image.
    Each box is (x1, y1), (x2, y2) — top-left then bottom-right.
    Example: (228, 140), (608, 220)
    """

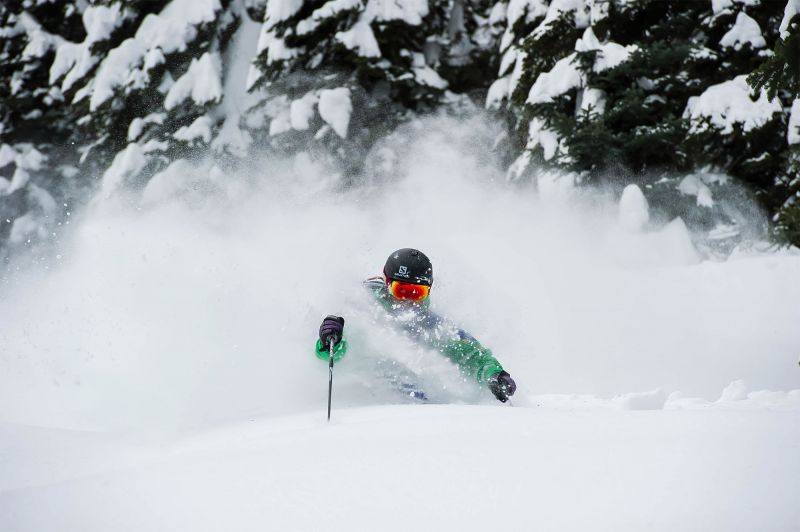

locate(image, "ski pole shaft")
(327, 339), (335, 421)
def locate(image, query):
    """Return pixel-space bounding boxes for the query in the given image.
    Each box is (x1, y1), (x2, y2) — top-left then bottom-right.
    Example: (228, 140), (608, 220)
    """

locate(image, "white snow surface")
(618, 184), (649, 232)
(679, 174), (715, 208)
(789, 98), (800, 145)
(527, 28), (635, 105)
(164, 53), (223, 110)
(526, 53), (581, 104)
(532, 0), (590, 38)
(290, 93), (319, 130)
(16, 12), (63, 60)
(265, 0), (304, 29)
(211, 113), (252, 157)
(86, 0), (221, 110)
(127, 112), (166, 142)
(173, 115), (214, 143)
(780, 0), (800, 39)
(256, 27), (299, 65)
(335, 18), (381, 58)
(50, 3), (128, 91)
(684, 75), (782, 135)
(720, 12), (766, 50)
(2, 404), (798, 532)
(297, 0), (362, 35)
(1, 116), (799, 531)
(507, 0), (548, 27)
(499, 46), (517, 75)
(712, 0), (760, 16)
(580, 87), (606, 113)
(526, 117), (560, 160)
(318, 87), (353, 138)
(88, 38), (148, 110)
(365, 0), (429, 25)
(99, 143), (148, 196)
(486, 75), (510, 109)
(413, 64), (448, 89)
(576, 27), (638, 72)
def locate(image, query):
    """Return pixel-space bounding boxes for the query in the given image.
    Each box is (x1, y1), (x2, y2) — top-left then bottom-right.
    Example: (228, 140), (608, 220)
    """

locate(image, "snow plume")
(0, 114), (798, 432)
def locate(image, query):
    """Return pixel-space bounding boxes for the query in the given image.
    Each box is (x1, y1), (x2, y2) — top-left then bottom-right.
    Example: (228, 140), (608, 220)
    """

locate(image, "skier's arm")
(441, 337), (516, 402)
(315, 315), (347, 362)
(439, 335), (504, 384)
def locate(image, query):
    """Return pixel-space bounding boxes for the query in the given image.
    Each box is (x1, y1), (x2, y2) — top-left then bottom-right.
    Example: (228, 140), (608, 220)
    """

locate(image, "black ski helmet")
(383, 248), (433, 286)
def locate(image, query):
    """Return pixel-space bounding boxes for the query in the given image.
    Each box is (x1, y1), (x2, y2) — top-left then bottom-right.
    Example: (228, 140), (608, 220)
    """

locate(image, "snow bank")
(2, 405), (798, 532)
(615, 388), (667, 410)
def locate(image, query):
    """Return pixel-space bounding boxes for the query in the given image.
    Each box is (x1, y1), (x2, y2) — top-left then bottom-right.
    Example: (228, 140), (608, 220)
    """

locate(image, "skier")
(314, 248), (517, 403)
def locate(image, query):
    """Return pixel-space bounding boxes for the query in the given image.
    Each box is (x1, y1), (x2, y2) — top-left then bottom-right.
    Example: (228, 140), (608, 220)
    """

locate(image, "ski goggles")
(388, 280), (430, 301)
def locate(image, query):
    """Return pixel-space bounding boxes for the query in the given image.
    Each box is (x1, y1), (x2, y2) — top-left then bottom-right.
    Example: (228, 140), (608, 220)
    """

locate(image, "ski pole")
(327, 338), (335, 421)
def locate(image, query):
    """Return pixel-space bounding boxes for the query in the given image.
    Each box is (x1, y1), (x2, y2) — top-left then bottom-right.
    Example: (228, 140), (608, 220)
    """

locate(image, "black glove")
(488, 371), (516, 403)
(319, 315), (345, 347)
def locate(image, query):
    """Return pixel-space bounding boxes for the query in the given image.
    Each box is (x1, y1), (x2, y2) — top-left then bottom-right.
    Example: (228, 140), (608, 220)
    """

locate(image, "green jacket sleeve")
(439, 338), (503, 384)
(314, 338), (347, 362)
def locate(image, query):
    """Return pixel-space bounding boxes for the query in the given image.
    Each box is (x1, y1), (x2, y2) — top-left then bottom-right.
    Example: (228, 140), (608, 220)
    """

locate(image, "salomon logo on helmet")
(383, 248), (433, 286)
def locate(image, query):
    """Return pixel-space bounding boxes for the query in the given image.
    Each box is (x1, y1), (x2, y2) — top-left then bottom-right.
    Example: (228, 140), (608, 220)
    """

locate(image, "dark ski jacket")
(314, 277), (505, 385)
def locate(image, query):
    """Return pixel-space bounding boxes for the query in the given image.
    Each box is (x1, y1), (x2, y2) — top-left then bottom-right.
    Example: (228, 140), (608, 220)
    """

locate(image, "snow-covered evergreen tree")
(1, 0), (799, 249)
(0, 1), (86, 247)
(746, 2), (799, 244)
(51, 0), (243, 197)
(488, 0), (798, 246)
(245, 0), (501, 180)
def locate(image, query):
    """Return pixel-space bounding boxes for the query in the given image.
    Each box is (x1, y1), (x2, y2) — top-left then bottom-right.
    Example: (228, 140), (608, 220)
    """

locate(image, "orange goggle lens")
(389, 280), (430, 301)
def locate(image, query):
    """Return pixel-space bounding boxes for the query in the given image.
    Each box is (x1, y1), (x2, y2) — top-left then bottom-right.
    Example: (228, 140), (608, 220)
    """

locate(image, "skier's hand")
(319, 315), (345, 347)
(488, 371), (516, 403)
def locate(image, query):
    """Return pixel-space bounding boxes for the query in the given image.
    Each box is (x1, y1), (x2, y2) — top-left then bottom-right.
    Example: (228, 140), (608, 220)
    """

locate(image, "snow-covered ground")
(3, 404), (799, 532)
(1, 118), (799, 530)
